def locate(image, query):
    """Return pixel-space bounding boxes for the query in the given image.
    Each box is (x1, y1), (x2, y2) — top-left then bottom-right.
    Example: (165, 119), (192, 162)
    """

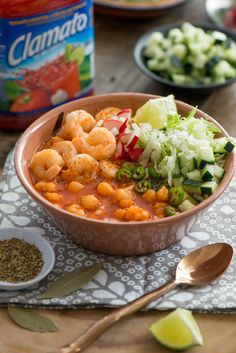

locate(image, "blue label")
(0, 1), (94, 115)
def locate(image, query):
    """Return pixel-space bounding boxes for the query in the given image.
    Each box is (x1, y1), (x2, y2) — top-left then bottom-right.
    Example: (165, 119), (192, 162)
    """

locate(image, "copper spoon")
(57, 242), (233, 353)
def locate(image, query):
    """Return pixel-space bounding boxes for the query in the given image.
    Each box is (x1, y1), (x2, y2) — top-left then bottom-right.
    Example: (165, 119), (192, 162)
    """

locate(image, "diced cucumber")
(214, 165), (225, 179)
(178, 199), (196, 212)
(183, 179), (202, 195)
(186, 169), (202, 182)
(201, 164), (214, 181)
(201, 181), (218, 195)
(214, 137), (235, 153)
(172, 174), (184, 187)
(193, 193), (204, 202)
(179, 153), (195, 173)
(188, 195), (199, 205)
(198, 146), (214, 169)
(173, 158), (180, 175)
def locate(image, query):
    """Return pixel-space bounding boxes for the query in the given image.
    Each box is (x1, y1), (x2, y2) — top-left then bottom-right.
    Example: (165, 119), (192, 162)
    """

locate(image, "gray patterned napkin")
(0, 149), (236, 313)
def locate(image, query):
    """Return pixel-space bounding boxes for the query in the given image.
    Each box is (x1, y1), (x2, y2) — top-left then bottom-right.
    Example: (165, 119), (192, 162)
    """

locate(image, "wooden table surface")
(1, 0), (236, 352)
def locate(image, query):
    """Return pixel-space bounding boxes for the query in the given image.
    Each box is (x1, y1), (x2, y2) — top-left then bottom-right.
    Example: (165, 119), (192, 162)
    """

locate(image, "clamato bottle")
(0, 0), (94, 130)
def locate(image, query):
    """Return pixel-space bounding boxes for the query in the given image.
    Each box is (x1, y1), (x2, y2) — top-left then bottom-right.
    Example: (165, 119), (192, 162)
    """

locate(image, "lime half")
(150, 308), (203, 350)
(133, 95), (177, 129)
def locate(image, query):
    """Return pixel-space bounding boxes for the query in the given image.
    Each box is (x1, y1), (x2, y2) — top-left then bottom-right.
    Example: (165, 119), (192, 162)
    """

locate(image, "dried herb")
(39, 264), (102, 299)
(8, 307), (58, 332)
(0, 238), (43, 282)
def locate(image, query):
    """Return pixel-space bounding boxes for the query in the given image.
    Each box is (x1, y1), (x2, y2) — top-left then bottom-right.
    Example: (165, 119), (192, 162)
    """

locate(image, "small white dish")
(0, 228), (55, 290)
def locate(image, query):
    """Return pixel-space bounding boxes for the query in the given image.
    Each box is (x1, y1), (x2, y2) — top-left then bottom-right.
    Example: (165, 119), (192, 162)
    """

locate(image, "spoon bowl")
(176, 243), (234, 286)
(57, 242), (234, 353)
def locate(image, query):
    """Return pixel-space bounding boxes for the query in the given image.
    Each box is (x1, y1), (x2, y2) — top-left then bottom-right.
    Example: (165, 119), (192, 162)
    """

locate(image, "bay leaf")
(7, 307), (58, 333)
(39, 263), (102, 299)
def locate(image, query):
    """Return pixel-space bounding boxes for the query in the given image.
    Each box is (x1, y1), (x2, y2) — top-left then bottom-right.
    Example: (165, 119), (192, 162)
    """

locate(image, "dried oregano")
(0, 238), (44, 282)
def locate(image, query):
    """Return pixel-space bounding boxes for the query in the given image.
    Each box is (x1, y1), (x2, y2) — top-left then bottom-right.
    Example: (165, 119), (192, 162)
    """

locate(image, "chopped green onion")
(132, 166), (146, 180)
(134, 180), (152, 194)
(116, 168), (132, 182)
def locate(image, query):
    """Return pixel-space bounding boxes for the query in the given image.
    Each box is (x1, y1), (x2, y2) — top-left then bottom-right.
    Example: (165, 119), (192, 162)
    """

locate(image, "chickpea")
(113, 188), (134, 203)
(153, 202), (167, 210)
(142, 189), (156, 203)
(67, 181), (84, 193)
(81, 195), (100, 211)
(119, 199), (135, 208)
(114, 208), (126, 220)
(97, 182), (114, 196)
(155, 208), (165, 219)
(134, 210), (150, 221)
(134, 209), (150, 221)
(44, 192), (62, 203)
(65, 204), (85, 217)
(156, 186), (169, 202)
(94, 208), (106, 218)
(125, 206), (150, 221)
(35, 181), (58, 192)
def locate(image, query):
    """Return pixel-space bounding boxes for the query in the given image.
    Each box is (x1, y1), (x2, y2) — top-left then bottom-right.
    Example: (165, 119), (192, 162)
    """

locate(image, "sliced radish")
(117, 109), (132, 119)
(119, 131), (132, 144)
(115, 141), (125, 159)
(119, 118), (128, 134)
(127, 132), (139, 149)
(127, 147), (144, 161)
(104, 118), (122, 136)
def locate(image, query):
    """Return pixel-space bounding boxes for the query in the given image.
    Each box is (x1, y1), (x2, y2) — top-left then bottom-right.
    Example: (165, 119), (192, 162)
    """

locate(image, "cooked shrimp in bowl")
(29, 97), (235, 222)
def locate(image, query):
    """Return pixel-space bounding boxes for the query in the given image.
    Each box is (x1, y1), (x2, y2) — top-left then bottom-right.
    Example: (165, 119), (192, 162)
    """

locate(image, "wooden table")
(1, 0), (236, 352)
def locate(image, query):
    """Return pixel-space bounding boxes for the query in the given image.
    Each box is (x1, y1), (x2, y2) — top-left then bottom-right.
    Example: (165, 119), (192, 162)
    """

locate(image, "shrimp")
(72, 127), (116, 160)
(99, 159), (119, 179)
(51, 141), (77, 163)
(61, 153), (99, 184)
(30, 149), (64, 181)
(45, 135), (63, 148)
(58, 110), (95, 139)
(95, 107), (121, 122)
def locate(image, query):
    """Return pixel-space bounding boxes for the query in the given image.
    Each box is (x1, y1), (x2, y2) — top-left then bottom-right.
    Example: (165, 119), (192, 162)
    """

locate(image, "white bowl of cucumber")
(134, 22), (236, 93)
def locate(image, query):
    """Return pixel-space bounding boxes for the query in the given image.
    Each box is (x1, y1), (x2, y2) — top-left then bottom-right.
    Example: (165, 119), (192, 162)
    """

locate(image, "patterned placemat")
(0, 149), (236, 313)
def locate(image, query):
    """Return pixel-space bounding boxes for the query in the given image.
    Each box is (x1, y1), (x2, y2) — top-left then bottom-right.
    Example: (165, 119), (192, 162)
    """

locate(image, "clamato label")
(0, 0), (94, 124)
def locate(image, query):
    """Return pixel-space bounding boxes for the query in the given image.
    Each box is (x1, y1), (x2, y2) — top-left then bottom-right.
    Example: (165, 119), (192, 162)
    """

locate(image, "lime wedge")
(150, 308), (203, 350)
(133, 95), (177, 129)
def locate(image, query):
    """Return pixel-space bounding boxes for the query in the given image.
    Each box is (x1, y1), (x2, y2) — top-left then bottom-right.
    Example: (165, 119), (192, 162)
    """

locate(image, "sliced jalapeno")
(165, 206), (177, 217)
(148, 165), (160, 179)
(116, 168), (132, 182)
(168, 186), (185, 206)
(134, 180), (152, 194)
(122, 162), (136, 172)
(132, 166), (146, 180)
(152, 180), (165, 191)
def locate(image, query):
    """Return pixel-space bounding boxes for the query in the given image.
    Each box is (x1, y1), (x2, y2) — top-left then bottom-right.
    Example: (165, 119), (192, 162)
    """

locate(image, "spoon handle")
(58, 279), (177, 353)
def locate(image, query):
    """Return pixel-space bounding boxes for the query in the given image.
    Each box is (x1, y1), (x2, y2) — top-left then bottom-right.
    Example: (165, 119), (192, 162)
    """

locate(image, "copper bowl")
(14, 93), (236, 256)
